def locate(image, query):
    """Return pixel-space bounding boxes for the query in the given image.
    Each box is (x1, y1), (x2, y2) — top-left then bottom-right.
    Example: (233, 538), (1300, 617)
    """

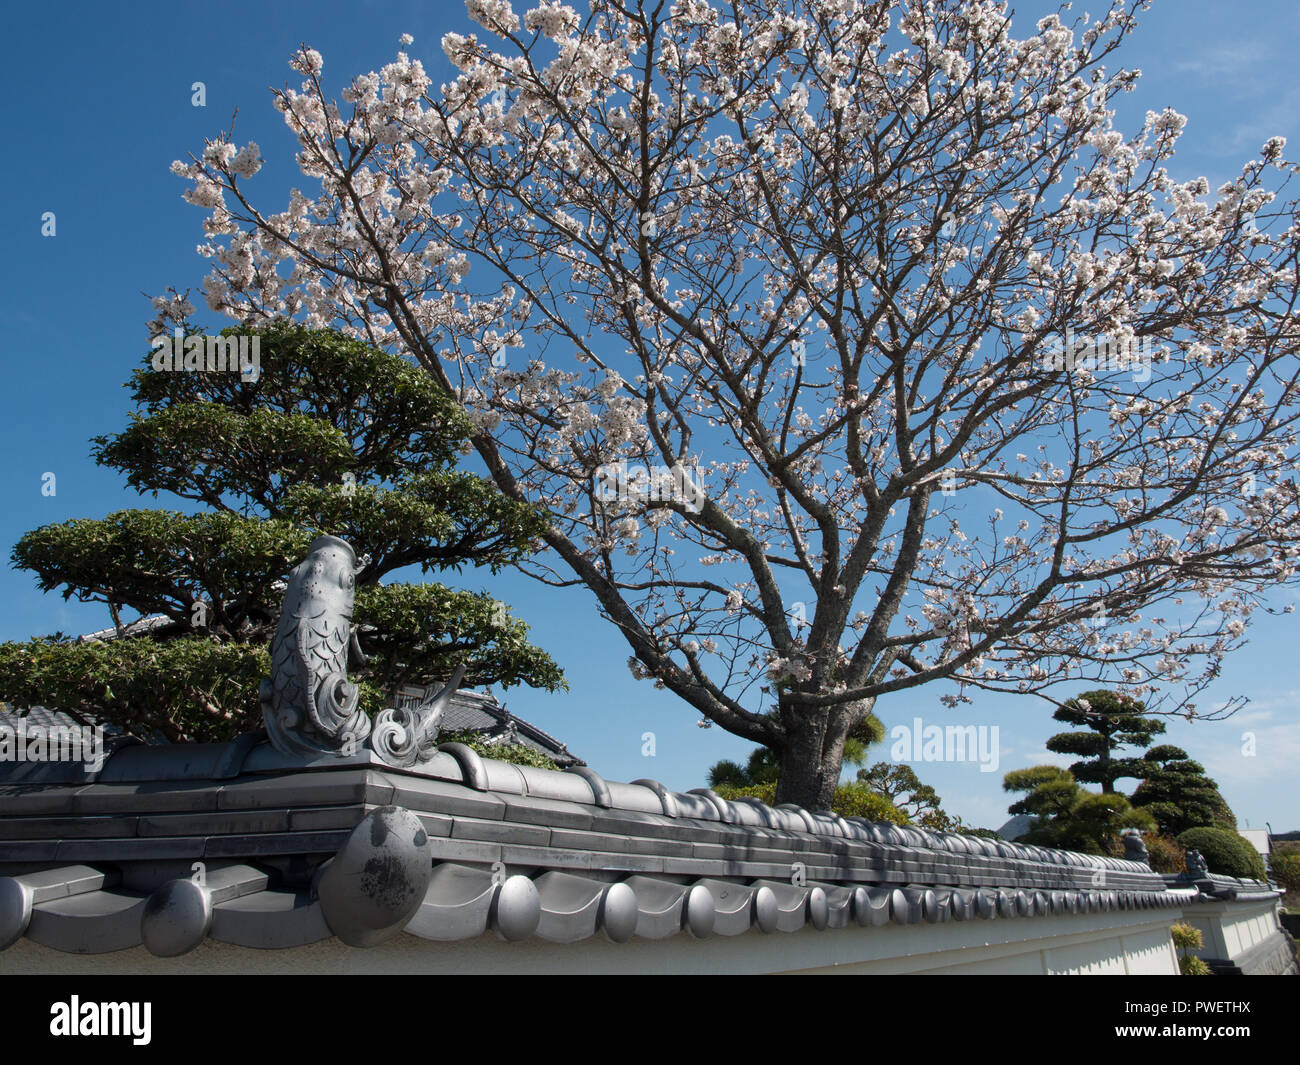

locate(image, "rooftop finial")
(260, 535), (372, 757)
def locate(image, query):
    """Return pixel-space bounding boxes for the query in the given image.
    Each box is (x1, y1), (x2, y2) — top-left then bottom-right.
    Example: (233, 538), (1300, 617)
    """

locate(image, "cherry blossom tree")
(159, 0), (1300, 808)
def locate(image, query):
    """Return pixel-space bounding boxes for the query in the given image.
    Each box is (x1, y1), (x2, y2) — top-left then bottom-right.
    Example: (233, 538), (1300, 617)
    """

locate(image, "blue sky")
(1, 0), (1297, 833)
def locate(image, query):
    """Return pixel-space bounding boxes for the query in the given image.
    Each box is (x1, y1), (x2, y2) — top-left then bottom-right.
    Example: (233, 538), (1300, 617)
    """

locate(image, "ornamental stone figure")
(1121, 828), (1149, 865)
(260, 535), (372, 757)
(1184, 849), (1210, 880)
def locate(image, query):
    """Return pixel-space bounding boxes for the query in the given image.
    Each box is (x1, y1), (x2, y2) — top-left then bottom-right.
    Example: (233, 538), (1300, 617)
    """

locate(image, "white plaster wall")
(1, 908), (1182, 975)
(1181, 899), (1280, 963)
(1120, 929), (1185, 975)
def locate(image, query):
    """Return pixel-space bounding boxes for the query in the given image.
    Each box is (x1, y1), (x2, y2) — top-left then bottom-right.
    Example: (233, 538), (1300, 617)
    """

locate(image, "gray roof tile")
(0, 728), (1272, 958)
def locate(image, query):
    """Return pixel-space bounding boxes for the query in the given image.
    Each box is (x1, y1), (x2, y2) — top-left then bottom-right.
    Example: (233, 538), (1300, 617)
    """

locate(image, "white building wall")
(1, 909), (1185, 975)
(1180, 898), (1283, 965)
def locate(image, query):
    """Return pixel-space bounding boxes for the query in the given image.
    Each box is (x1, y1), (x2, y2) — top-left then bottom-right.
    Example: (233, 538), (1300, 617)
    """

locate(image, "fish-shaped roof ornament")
(260, 535), (372, 757)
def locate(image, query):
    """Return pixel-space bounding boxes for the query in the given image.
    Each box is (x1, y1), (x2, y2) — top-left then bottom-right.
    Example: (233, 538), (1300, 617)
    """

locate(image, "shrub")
(438, 728), (559, 771)
(831, 782), (910, 823)
(1176, 827), (1267, 881)
(1144, 833), (1187, 875)
(712, 781), (910, 824)
(1170, 922), (1210, 975)
(1269, 851), (1300, 892)
(955, 827), (1003, 840)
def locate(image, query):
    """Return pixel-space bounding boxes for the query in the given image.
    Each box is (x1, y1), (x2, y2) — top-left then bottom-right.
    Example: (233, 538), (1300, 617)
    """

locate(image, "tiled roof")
(394, 687), (583, 767)
(0, 736), (1260, 957)
(76, 615), (176, 642)
(0, 706), (119, 732)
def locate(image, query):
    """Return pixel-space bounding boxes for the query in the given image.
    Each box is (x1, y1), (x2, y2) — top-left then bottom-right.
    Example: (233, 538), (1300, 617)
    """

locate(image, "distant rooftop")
(394, 686), (583, 768)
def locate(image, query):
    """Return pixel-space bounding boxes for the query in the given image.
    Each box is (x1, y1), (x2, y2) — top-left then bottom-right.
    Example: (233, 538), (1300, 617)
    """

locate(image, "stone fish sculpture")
(260, 535), (372, 757)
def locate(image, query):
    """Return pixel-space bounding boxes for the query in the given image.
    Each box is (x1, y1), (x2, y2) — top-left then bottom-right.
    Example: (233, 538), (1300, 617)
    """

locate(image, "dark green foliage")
(437, 728), (559, 771)
(1004, 765), (1155, 855)
(706, 733), (963, 829)
(1046, 690), (1165, 793)
(705, 745), (780, 788)
(705, 759), (749, 789)
(856, 762), (948, 824)
(1144, 833), (1188, 875)
(0, 325), (563, 742)
(0, 637), (268, 743)
(712, 780), (909, 824)
(706, 714), (886, 791)
(1269, 852), (1300, 891)
(1176, 827), (1267, 881)
(1130, 745), (1236, 836)
(94, 322), (470, 508)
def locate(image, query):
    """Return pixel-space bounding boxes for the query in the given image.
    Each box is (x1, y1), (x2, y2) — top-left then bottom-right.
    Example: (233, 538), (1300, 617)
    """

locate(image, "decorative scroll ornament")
(370, 664), (467, 768)
(260, 536), (372, 757)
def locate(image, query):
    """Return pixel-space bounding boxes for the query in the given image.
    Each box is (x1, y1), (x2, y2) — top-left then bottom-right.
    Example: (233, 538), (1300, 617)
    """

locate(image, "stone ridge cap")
(0, 732), (1156, 876)
(376, 754), (1155, 873)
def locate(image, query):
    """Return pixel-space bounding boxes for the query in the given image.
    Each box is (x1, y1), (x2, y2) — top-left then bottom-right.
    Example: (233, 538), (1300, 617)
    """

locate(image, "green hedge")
(1176, 827), (1267, 881)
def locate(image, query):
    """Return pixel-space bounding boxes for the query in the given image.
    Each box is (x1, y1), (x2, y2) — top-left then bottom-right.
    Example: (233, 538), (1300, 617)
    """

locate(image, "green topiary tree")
(0, 324), (564, 742)
(1004, 765), (1155, 856)
(1046, 690), (1166, 794)
(1130, 745), (1236, 836)
(1176, 827), (1267, 881)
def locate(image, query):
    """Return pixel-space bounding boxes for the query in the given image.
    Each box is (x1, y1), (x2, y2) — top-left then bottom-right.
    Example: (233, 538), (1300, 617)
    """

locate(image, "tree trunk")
(773, 705), (849, 811)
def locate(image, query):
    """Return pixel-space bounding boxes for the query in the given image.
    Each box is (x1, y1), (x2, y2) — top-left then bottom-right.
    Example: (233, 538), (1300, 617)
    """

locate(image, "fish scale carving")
(260, 535), (372, 757)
